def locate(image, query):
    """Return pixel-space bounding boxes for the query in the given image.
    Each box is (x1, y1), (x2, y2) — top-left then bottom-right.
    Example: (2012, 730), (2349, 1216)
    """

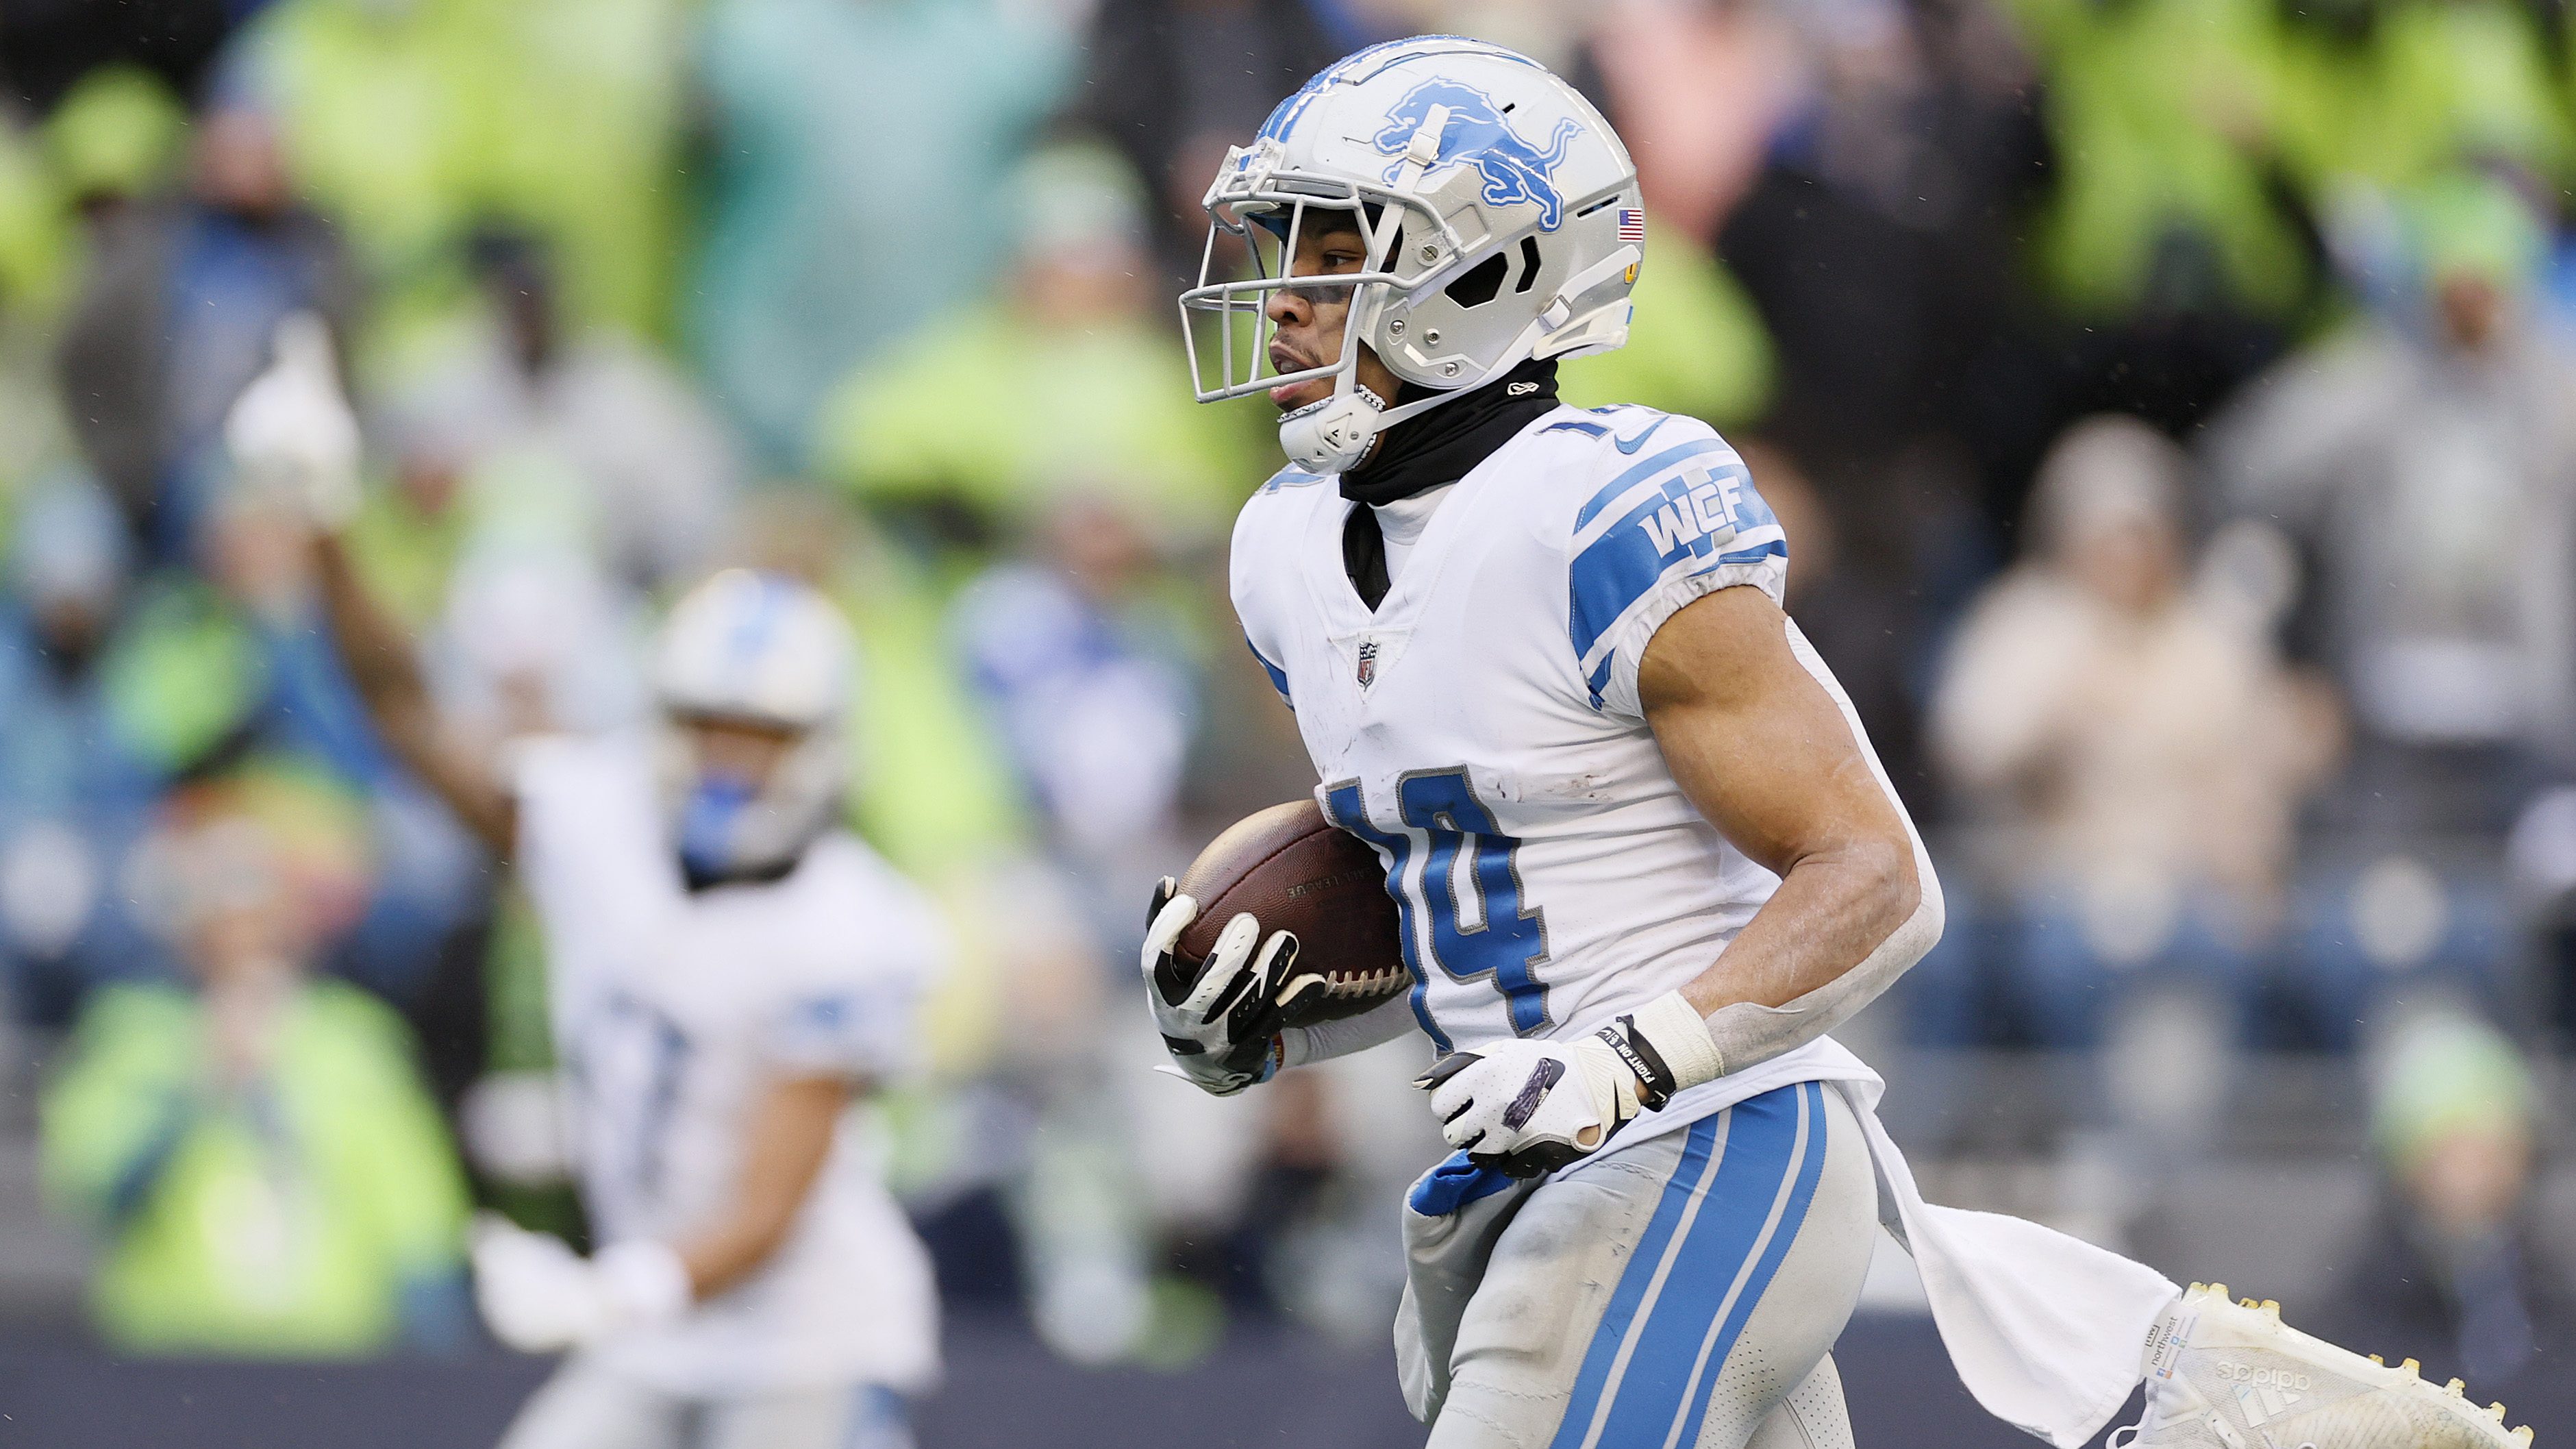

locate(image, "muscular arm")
(311, 532), (518, 856)
(1640, 585), (1940, 1067)
(671, 1073), (848, 1299)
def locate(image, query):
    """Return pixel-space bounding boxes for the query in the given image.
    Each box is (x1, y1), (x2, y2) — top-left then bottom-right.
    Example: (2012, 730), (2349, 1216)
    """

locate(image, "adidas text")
(2215, 1365), (2312, 1390)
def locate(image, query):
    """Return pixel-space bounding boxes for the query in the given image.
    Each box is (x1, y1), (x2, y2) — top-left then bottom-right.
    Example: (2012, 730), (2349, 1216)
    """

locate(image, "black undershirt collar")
(1340, 358), (1560, 609)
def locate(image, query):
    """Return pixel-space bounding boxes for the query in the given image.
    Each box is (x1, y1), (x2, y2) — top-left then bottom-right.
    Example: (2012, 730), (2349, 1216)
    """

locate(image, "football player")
(1147, 38), (2530, 1449)
(225, 319), (943, 1449)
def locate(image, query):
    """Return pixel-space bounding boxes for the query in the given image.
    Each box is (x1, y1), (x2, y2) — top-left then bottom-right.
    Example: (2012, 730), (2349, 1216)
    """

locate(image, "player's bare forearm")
(1638, 585), (1921, 1017)
(1677, 831), (1916, 1017)
(673, 1072), (849, 1300)
(311, 532), (518, 856)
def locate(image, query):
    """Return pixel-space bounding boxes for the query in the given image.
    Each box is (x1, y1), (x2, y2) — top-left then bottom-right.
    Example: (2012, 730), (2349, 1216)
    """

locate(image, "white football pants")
(1399, 1080), (1878, 1449)
(495, 1357), (912, 1449)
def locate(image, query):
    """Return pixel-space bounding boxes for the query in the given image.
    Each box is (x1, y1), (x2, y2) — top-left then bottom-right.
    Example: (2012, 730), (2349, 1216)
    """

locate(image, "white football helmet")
(651, 569), (857, 881)
(1179, 36), (1643, 474)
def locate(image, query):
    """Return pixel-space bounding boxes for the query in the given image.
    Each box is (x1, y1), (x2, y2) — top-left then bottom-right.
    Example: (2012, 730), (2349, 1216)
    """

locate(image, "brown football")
(1165, 799), (1409, 1029)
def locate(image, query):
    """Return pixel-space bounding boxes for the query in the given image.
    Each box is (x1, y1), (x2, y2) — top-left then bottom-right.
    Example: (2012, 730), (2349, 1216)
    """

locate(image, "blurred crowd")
(0, 0), (2570, 1398)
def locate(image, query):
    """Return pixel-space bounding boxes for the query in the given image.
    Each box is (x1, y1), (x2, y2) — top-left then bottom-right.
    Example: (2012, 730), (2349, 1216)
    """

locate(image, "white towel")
(1831, 1073), (2181, 1448)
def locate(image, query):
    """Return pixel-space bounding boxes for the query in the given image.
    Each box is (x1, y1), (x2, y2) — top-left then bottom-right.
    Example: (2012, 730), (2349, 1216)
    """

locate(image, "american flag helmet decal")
(1617, 208), (1646, 244)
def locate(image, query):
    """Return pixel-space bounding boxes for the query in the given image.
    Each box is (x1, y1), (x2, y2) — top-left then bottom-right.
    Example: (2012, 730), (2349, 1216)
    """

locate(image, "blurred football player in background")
(225, 318), (946, 1449)
(1147, 38), (2530, 1449)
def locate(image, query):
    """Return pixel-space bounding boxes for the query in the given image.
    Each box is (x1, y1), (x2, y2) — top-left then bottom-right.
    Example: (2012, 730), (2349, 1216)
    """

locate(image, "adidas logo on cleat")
(2225, 1373), (2305, 1429)
(2215, 1364), (2311, 1390)
(2215, 1350), (2318, 1392)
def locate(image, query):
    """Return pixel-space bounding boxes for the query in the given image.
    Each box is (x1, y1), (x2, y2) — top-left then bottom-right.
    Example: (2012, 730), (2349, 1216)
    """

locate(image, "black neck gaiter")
(1339, 358), (1560, 608)
(1339, 357), (1562, 506)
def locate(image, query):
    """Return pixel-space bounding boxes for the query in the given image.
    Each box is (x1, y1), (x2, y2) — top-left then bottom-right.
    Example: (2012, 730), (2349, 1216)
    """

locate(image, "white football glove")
(1140, 876), (1296, 1096)
(223, 311), (361, 531)
(1417, 993), (1725, 1178)
(469, 1213), (691, 1354)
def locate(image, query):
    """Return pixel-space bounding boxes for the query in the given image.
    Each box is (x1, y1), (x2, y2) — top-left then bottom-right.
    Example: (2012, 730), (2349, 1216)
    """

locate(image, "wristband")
(1597, 991), (1725, 1110)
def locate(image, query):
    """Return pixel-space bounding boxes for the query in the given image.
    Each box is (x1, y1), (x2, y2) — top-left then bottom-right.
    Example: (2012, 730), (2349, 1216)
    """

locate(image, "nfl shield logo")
(1355, 640), (1379, 689)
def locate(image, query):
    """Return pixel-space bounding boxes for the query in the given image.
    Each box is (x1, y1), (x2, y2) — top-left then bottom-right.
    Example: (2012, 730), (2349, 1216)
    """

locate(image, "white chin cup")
(1277, 386), (1388, 475)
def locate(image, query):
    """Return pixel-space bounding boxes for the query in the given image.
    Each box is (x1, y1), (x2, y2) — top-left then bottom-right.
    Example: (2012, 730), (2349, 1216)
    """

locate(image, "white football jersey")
(1234, 404), (1866, 1139)
(512, 734), (945, 1396)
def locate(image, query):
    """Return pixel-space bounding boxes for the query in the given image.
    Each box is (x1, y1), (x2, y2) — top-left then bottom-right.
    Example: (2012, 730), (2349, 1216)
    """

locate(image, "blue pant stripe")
(1550, 1112), (1728, 1448)
(1560, 1084), (1821, 1449)
(1592, 1085), (1808, 1449)
(1666, 1082), (1832, 1446)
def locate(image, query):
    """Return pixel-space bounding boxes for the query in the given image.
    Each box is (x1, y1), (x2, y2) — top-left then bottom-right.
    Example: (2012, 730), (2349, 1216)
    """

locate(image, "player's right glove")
(223, 312), (361, 532)
(470, 1213), (691, 1353)
(1140, 876), (1296, 1096)
(1416, 993), (1724, 1178)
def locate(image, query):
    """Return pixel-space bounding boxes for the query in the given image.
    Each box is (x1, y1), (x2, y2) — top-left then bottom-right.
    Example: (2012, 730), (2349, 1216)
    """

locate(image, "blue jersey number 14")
(1323, 769), (1552, 1051)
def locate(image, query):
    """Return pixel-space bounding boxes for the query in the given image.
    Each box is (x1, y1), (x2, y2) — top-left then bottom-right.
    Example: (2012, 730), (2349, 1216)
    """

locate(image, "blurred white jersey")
(1232, 404), (1864, 1141)
(513, 734), (945, 1396)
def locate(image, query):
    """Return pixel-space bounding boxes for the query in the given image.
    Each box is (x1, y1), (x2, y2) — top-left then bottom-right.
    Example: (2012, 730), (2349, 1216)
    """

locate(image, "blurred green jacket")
(42, 981), (471, 1357)
(0, 114), (73, 321)
(2273, 0), (2570, 193)
(249, 0), (686, 336)
(816, 304), (1259, 539)
(2009, 0), (2310, 319)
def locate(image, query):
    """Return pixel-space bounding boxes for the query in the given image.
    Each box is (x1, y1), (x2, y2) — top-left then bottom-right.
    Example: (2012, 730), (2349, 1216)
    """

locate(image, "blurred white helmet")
(651, 569), (857, 882)
(1179, 37), (1642, 473)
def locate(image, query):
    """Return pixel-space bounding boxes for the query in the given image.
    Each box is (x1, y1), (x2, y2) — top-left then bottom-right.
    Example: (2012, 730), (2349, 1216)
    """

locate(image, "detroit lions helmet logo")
(1373, 79), (1581, 231)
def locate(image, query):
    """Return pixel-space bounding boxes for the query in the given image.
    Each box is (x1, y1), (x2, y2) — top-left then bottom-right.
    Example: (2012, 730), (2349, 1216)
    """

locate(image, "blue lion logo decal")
(1373, 79), (1581, 231)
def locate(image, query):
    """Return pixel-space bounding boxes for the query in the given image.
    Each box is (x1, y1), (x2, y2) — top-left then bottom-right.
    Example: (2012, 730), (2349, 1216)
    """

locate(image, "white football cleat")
(2120, 1283), (2534, 1449)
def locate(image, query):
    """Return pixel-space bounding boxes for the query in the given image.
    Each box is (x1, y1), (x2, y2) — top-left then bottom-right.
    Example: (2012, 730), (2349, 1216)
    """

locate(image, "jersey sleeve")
(758, 858), (949, 1083)
(1559, 419), (1788, 721)
(1230, 467), (1322, 712)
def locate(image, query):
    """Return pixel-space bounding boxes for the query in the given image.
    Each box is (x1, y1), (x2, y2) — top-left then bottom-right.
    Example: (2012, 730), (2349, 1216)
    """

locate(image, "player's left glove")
(1416, 992), (1723, 1178)
(470, 1213), (692, 1353)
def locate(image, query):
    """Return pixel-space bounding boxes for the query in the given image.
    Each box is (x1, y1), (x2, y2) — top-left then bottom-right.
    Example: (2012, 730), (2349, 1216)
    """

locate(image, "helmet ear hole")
(1444, 251), (1510, 308)
(1514, 236), (1542, 294)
